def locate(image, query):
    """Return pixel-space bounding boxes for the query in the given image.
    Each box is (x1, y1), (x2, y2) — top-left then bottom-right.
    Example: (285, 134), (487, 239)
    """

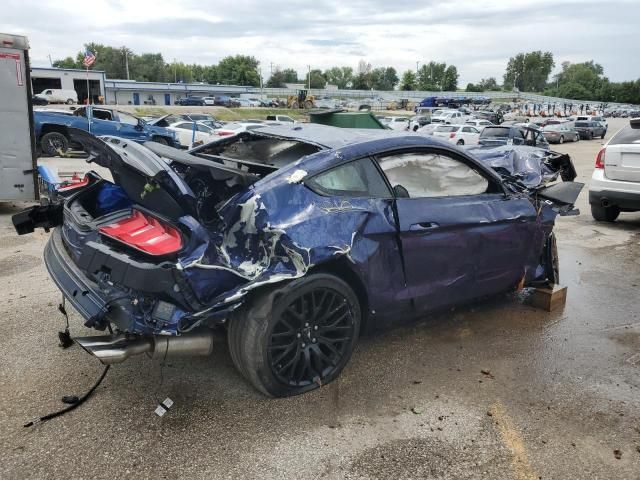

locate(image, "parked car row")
(175, 95), (278, 107)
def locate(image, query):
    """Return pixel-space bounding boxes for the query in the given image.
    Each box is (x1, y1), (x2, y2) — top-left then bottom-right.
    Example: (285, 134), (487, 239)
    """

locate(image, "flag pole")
(86, 65), (90, 105)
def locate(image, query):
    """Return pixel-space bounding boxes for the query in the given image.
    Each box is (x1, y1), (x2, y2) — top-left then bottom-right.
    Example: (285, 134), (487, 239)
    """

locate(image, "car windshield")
(481, 127), (510, 137)
(118, 111), (140, 126)
(609, 125), (640, 145)
(543, 125), (560, 131)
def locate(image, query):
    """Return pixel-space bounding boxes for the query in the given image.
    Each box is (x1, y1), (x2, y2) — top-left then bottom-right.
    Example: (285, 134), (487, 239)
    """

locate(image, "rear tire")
(228, 273), (361, 397)
(601, 131), (606, 139)
(559, 136), (564, 144)
(66, 99), (74, 105)
(456, 139), (464, 145)
(591, 204), (620, 222)
(589, 131), (594, 140)
(40, 132), (69, 156)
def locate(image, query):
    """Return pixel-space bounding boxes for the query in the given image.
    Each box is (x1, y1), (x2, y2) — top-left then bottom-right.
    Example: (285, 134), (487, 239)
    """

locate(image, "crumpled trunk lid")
(69, 129), (198, 221)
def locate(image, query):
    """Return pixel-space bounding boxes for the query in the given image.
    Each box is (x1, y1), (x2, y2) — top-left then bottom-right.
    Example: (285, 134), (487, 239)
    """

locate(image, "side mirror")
(393, 184), (410, 198)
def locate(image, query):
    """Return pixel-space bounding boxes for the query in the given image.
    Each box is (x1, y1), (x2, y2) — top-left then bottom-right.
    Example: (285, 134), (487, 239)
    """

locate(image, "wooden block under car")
(530, 284), (567, 312)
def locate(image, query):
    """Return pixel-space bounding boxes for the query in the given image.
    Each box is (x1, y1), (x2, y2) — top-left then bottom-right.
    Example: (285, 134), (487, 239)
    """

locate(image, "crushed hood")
(467, 145), (577, 188)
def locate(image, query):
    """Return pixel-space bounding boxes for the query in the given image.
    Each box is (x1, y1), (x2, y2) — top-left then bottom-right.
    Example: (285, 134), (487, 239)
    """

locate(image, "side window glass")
(93, 109), (112, 121)
(377, 152), (489, 198)
(307, 158), (391, 198)
(118, 111), (138, 126)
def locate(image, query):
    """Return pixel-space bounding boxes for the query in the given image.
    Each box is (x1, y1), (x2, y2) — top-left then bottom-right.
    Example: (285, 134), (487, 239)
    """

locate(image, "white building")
(31, 67), (106, 104)
(104, 80), (254, 105)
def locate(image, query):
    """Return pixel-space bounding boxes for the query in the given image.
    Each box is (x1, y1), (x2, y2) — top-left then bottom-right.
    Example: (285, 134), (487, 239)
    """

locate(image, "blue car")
(13, 125), (581, 397)
(34, 106), (179, 155)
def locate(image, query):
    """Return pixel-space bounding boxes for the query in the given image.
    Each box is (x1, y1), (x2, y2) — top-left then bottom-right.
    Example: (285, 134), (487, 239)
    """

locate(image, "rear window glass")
(609, 125), (640, 145)
(575, 122), (589, 127)
(481, 127), (510, 137)
(437, 126), (458, 132)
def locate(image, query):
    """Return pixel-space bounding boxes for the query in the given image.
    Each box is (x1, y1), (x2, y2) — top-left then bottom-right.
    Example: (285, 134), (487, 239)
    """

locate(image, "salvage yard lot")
(1, 118), (639, 479)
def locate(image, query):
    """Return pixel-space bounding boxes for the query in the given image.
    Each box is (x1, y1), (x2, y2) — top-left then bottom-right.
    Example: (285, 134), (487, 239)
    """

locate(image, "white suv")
(431, 110), (467, 124)
(589, 118), (640, 221)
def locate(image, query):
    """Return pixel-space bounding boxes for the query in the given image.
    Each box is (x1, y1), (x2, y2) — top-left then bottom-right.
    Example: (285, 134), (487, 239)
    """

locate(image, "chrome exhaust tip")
(75, 331), (213, 365)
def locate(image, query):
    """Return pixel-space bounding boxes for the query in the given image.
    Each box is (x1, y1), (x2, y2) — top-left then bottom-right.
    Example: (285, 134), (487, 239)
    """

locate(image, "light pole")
(307, 65), (311, 90)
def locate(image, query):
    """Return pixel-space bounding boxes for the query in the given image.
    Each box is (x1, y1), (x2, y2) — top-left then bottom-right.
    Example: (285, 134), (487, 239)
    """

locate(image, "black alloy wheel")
(228, 273), (361, 397)
(268, 287), (356, 388)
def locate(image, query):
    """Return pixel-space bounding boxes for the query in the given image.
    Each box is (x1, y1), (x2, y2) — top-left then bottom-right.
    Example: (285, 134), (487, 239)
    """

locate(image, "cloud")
(1, 0), (638, 83)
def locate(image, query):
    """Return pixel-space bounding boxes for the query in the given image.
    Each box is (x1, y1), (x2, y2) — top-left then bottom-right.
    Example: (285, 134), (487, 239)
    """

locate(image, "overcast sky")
(2, 0), (639, 85)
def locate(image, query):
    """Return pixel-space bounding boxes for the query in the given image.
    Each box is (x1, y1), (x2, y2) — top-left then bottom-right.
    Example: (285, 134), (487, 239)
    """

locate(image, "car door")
(172, 122), (194, 145)
(110, 110), (148, 141)
(377, 149), (538, 312)
(461, 126), (479, 144)
(304, 157), (408, 320)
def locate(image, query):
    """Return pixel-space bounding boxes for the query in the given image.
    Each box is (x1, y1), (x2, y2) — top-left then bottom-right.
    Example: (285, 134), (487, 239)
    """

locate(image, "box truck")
(0, 32), (38, 202)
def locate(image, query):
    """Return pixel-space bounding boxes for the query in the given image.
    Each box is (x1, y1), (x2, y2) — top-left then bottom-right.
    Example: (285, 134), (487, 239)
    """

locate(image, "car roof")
(246, 123), (412, 149)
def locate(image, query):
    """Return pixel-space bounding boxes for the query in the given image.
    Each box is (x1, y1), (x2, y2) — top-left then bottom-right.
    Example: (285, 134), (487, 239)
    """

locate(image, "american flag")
(82, 50), (96, 68)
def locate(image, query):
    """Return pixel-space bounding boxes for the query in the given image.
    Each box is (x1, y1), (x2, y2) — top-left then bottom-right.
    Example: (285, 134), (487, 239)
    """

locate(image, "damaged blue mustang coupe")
(14, 124), (582, 397)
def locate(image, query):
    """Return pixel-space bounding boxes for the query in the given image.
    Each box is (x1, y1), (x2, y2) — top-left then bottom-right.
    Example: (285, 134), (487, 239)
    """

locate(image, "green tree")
(553, 61), (605, 96)
(556, 82), (593, 100)
(52, 57), (78, 69)
(503, 51), (554, 92)
(308, 69), (326, 88)
(267, 67), (300, 87)
(442, 65), (459, 91)
(466, 83), (483, 92)
(478, 77), (499, 90)
(417, 62), (445, 90)
(130, 53), (167, 82)
(400, 70), (417, 91)
(216, 55), (260, 86)
(323, 66), (353, 89)
(369, 67), (399, 90)
(168, 61), (195, 83)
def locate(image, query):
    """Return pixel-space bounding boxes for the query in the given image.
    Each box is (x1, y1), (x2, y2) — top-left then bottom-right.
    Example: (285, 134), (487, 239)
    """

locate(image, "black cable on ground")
(23, 365), (110, 428)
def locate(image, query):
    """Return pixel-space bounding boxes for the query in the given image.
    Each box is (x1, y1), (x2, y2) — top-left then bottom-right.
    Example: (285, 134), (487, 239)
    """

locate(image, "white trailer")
(0, 33), (38, 201)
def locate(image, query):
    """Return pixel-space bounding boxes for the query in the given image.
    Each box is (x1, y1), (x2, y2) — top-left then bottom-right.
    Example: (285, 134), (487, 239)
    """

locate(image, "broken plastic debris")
(287, 169), (307, 184)
(154, 397), (174, 417)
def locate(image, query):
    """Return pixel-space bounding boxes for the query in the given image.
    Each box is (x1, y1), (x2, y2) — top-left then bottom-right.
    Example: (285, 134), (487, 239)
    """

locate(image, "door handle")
(409, 222), (440, 232)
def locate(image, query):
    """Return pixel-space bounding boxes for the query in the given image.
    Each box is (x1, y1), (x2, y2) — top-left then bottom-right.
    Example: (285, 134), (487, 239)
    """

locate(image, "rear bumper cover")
(589, 189), (640, 210)
(44, 228), (107, 326)
(590, 170), (640, 210)
(44, 228), (237, 333)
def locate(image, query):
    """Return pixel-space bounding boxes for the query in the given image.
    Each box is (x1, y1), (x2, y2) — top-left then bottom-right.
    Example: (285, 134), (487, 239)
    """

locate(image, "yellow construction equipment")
(287, 90), (316, 109)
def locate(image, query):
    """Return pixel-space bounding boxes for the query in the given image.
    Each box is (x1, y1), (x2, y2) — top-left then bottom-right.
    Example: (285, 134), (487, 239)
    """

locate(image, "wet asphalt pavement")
(1, 118), (639, 479)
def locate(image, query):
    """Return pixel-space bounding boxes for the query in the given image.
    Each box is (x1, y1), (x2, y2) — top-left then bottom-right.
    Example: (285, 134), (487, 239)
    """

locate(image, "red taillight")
(217, 131), (234, 136)
(595, 148), (606, 169)
(449, 132), (456, 138)
(99, 210), (182, 256)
